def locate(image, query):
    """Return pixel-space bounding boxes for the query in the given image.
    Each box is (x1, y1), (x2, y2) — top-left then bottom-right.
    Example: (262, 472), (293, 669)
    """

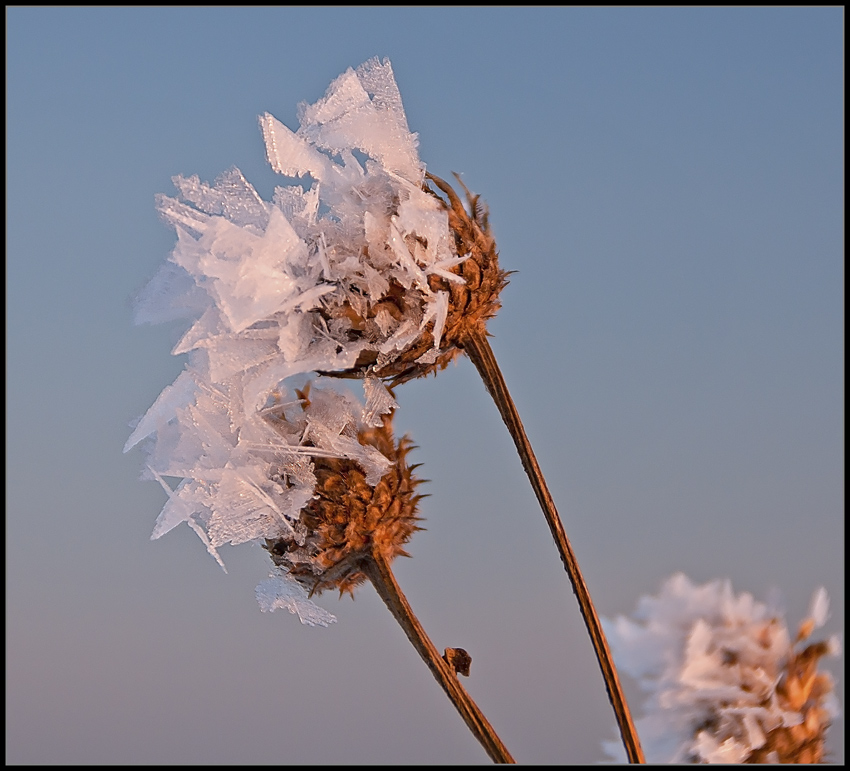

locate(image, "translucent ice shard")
(132, 260), (211, 326)
(124, 368), (199, 452)
(296, 58), (421, 183)
(362, 374), (398, 427)
(259, 113), (335, 181)
(172, 167), (269, 231)
(256, 569), (337, 627)
(808, 586), (829, 628)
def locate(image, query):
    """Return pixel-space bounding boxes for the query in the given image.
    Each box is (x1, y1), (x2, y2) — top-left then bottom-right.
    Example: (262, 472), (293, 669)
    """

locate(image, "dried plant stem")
(363, 550), (515, 764)
(462, 328), (645, 764)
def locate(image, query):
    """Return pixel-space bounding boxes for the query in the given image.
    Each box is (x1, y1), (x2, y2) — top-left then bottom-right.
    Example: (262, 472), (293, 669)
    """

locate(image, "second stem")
(462, 328), (644, 764)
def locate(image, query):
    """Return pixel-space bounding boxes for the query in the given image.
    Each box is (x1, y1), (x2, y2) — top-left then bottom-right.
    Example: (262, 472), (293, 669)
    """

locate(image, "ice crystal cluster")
(134, 56), (471, 403)
(600, 573), (841, 763)
(126, 58), (464, 625)
(126, 373), (397, 626)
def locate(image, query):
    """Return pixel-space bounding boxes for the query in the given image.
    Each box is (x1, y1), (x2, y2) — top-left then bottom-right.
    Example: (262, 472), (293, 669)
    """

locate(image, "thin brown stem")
(363, 550), (515, 764)
(462, 328), (645, 764)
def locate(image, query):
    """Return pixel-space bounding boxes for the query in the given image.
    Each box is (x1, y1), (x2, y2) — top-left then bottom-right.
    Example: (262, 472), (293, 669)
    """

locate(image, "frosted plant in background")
(601, 573), (841, 763)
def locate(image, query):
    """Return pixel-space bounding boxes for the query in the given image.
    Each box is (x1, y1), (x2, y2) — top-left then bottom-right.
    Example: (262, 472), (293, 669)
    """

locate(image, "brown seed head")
(320, 172), (510, 386)
(265, 412), (425, 597)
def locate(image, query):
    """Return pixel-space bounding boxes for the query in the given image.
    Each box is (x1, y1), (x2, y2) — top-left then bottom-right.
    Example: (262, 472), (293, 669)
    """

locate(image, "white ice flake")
(132, 260), (211, 326)
(297, 59), (421, 182)
(421, 289), (449, 356)
(362, 374), (399, 427)
(148, 472), (197, 540)
(124, 368), (199, 452)
(259, 113), (336, 181)
(256, 569), (337, 627)
(172, 167), (269, 231)
(186, 516), (227, 572)
(808, 586), (829, 629)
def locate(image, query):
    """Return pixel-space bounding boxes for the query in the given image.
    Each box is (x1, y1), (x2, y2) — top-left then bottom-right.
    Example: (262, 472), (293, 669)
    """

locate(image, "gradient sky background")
(7, 7), (843, 765)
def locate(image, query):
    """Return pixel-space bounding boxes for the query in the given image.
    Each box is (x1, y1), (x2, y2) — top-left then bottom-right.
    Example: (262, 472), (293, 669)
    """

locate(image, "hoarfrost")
(362, 374), (398, 427)
(130, 370), (393, 569)
(600, 574), (841, 764)
(256, 570), (337, 627)
(130, 57), (443, 623)
(134, 57), (460, 403)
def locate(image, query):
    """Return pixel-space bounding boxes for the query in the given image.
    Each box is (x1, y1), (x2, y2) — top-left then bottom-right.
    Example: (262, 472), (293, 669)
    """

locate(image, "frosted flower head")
(134, 57), (507, 410)
(326, 171), (508, 385)
(601, 573), (841, 764)
(265, 390), (425, 597)
(125, 366), (408, 624)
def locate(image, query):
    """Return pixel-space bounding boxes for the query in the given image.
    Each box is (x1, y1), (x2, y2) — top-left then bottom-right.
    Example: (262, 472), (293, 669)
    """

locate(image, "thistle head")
(324, 171), (510, 385)
(265, 396), (425, 597)
(743, 602), (840, 764)
(136, 58), (510, 405)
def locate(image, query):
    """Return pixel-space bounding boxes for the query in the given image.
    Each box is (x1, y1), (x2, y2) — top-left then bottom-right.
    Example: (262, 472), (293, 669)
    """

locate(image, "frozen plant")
(126, 374), (513, 761)
(125, 373), (391, 617)
(129, 55), (642, 761)
(601, 573), (841, 763)
(133, 57), (505, 410)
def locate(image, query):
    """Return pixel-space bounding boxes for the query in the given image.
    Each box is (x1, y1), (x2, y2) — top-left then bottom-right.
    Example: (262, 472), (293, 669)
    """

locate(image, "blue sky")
(7, 7), (843, 764)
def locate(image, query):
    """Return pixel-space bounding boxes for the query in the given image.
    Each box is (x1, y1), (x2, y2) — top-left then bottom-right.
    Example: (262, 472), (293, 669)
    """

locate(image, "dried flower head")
(265, 392), (425, 596)
(601, 573), (841, 764)
(325, 171), (509, 385)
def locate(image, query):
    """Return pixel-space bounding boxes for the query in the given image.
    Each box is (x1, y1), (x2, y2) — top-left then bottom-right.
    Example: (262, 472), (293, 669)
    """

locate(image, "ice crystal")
(600, 573), (841, 763)
(256, 568), (337, 627)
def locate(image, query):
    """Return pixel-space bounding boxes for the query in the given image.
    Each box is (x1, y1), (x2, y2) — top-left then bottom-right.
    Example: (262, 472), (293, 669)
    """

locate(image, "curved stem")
(363, 550), (515, 764)
(462, 328), (644, 764)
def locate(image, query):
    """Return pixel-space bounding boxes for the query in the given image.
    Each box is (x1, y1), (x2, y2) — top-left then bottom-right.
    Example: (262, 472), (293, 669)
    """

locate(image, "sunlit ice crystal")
(256, 568), (337, 627)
